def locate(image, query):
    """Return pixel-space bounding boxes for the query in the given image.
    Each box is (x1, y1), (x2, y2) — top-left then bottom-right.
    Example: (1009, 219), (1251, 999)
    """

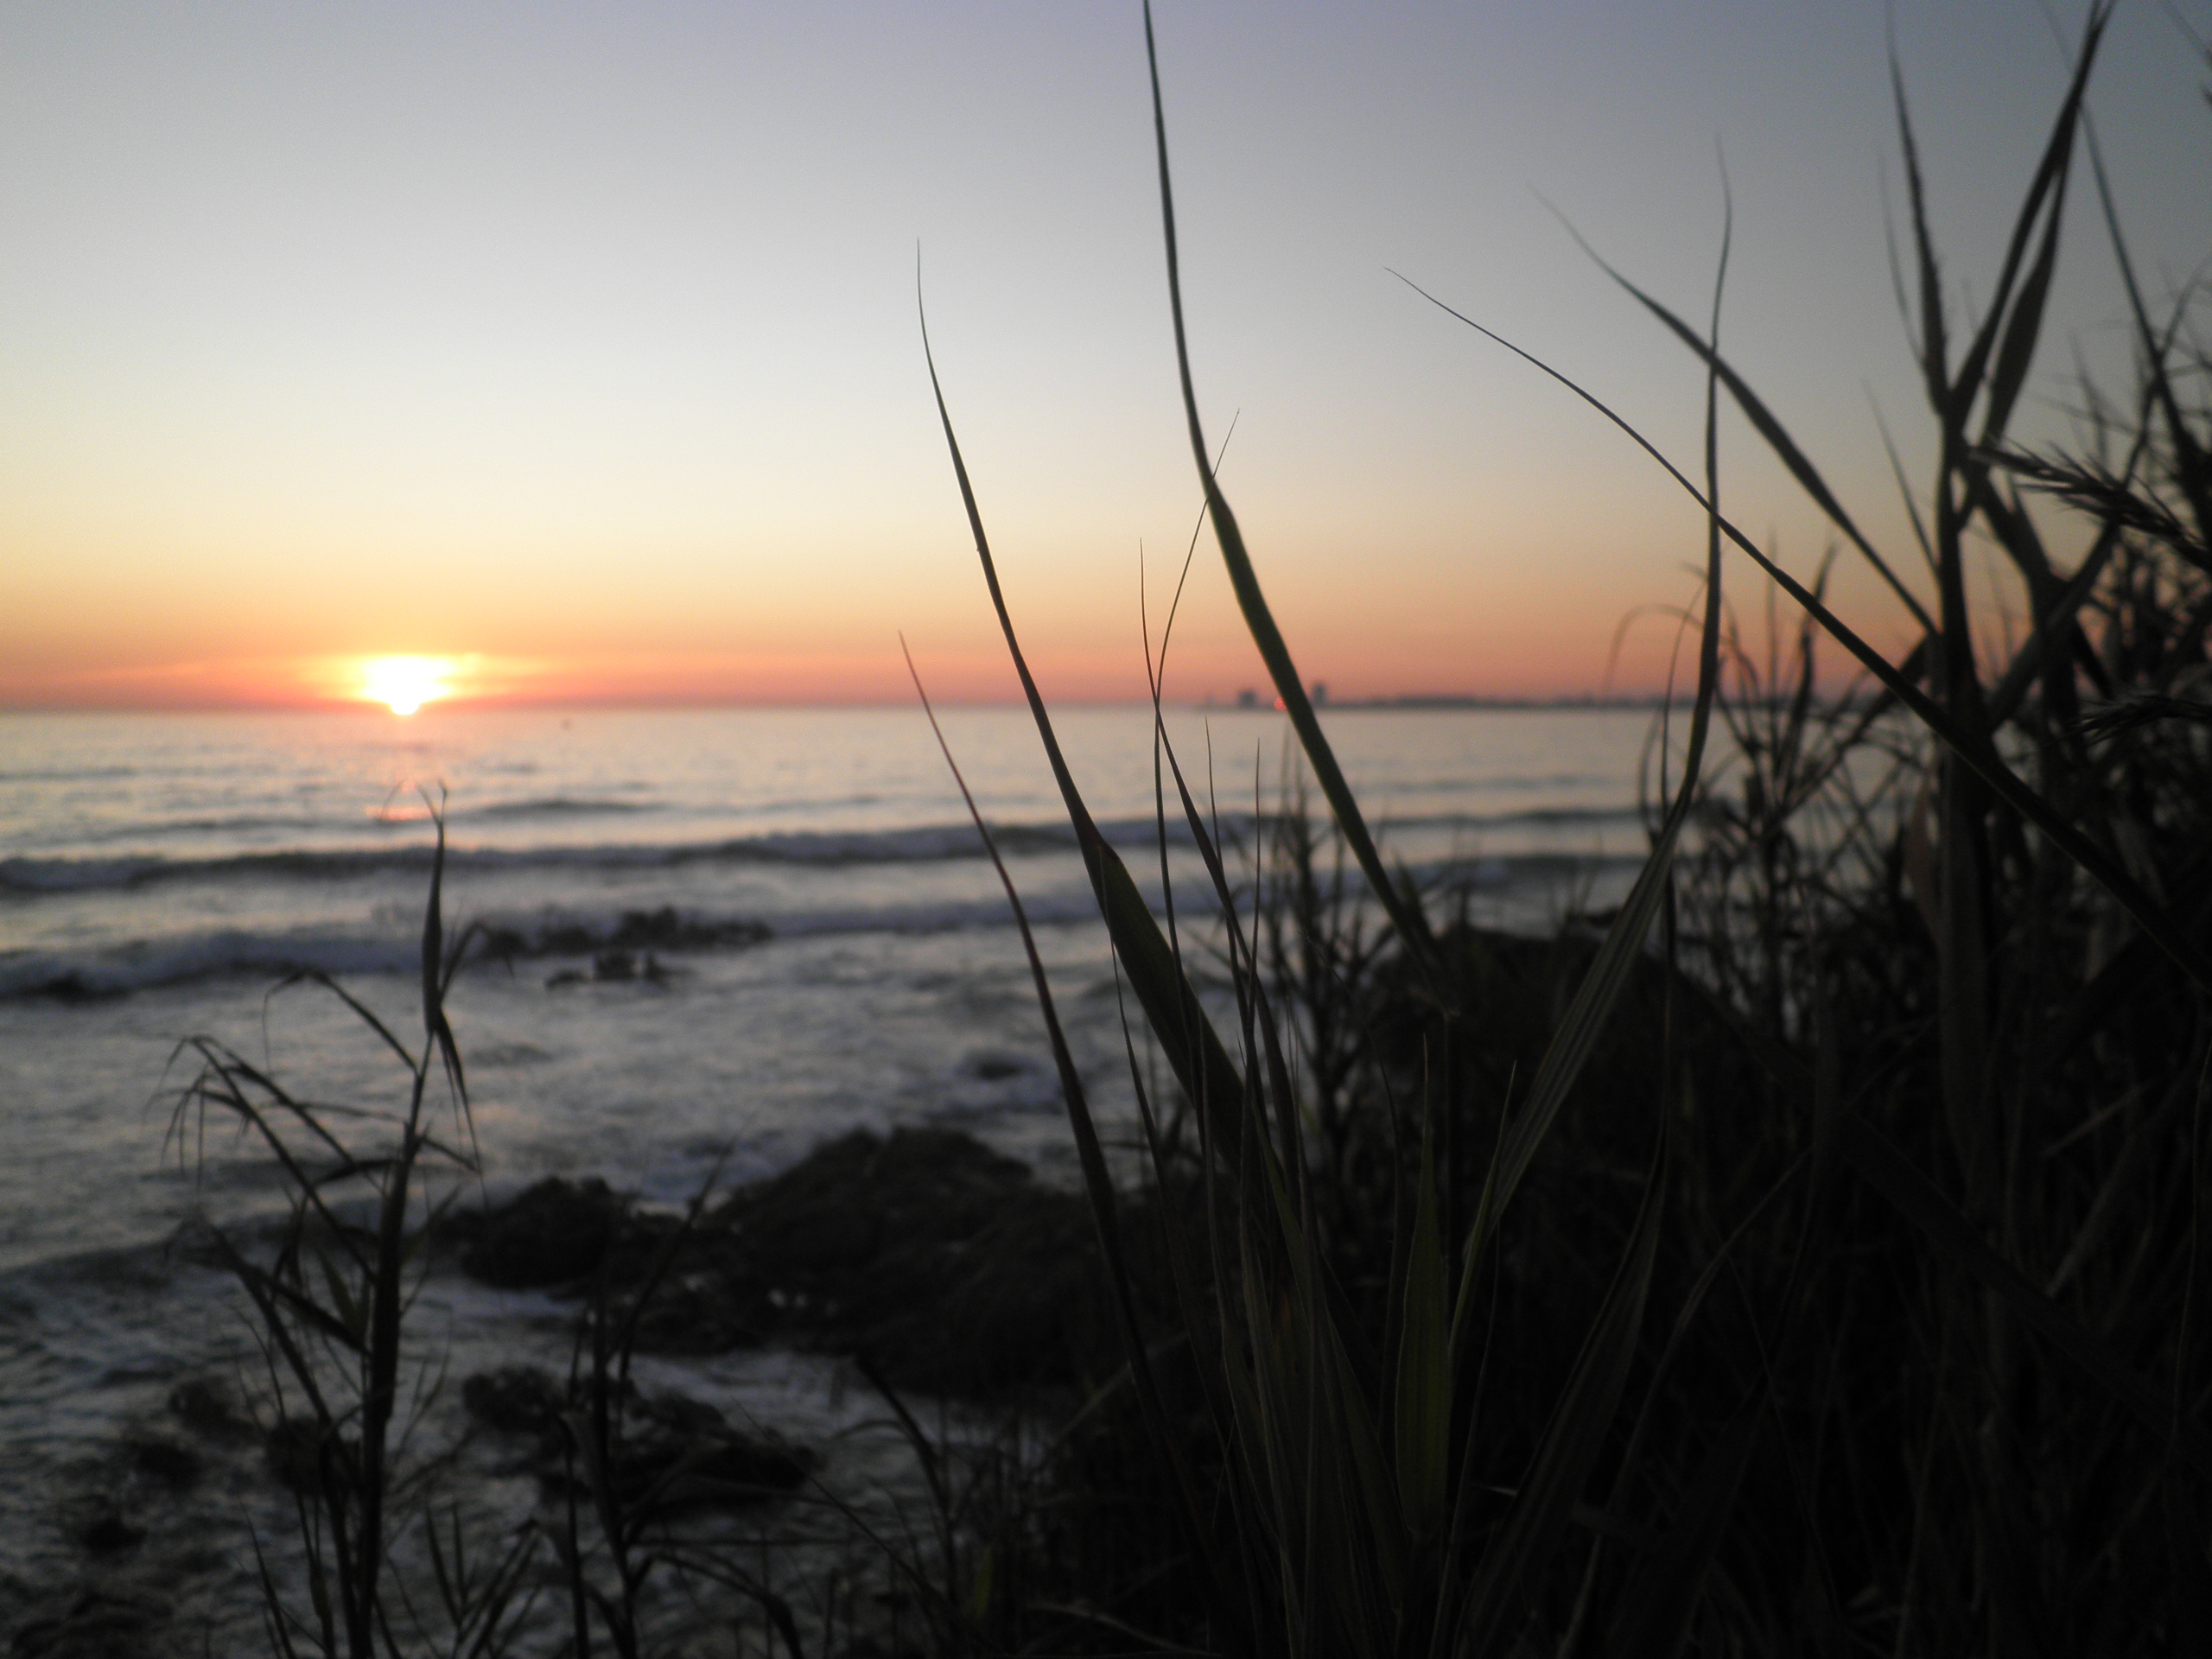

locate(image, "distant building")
(1310, 681), (1329, 707)
(1236, 688), (1258, 709)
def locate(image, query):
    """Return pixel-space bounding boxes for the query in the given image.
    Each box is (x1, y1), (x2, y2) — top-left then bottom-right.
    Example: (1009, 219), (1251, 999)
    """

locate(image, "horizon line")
(0, 690), (1699, 717)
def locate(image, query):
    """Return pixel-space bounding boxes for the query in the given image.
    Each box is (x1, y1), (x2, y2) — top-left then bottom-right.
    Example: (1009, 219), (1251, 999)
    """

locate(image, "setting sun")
(359, 657), (452, 715)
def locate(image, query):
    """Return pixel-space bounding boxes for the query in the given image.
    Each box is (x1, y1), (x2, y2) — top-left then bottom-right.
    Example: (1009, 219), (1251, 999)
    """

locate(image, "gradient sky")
(2, 2), (2205, 709)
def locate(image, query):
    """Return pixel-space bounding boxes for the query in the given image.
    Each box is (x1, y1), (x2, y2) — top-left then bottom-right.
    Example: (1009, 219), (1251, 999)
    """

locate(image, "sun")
(359, 657), (453, 715)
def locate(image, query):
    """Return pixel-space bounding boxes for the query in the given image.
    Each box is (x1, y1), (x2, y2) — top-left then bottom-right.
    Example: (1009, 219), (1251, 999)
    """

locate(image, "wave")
(2, 929), (438, 1002)
(457, 796), (656, 821)
(72, 810), (354, 844)
(0, 897), (1027, 1003)
(0, 818), (1116, 897)
(0, 846), (1639, 1005)
(0, 804), (1639, 899)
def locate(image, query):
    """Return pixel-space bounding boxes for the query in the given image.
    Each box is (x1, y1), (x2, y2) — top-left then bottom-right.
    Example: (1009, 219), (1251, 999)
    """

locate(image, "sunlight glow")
(359, 657), (453, 715)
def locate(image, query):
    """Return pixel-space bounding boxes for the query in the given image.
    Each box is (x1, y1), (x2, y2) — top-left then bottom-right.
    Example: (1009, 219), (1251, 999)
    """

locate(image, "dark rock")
(457, 1176), (623, 1287)
(751, 1206), (879, 1274)
(167, 1374), (251, 1441)
(969, 1054), (1025, 1081)
(124, 1433), (200, 1491)
(607, 906), (770, 952)
(733, 1127), (1030, 1256)
(514, 907), (771, 982)
(461, 1363), (812, 1512)
(614, 1273), (775, 1355)
(707, 1126), (1116, 1395)
(454, 1128), (1135, 1395)
(25, 972), (108, 1004)
(78, 1509), (144, 1555)
(538, 920), (599, 955)
(462, 1365), (567, 1439)
(608, 906), (690, 950)
(545, 947), (681, 988)
(606, 1390), (813, 1511)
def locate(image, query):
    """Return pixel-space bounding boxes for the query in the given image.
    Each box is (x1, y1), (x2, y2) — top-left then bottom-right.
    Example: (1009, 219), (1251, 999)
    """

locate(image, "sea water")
(0, 702), (1651, 1645)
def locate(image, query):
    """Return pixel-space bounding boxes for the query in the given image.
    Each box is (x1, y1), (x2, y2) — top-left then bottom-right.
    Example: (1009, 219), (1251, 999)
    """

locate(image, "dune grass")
(916, 0), (2211, 1651)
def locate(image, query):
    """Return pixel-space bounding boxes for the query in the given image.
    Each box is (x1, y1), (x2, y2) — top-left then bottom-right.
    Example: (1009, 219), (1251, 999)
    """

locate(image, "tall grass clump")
(919, 4), (1729, 1649)
(924, 1), (2210, 1651)
(1556, 3), (2212, 1646)
(169, 814), (816, 1659)
(168, 809), (538, 1657)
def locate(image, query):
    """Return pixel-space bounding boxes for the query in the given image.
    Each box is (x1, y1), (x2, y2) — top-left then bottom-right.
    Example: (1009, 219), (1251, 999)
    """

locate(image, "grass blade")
(1394, 1113), (1450, 1542)
(1142, 0), (1433, 972)
(1473, 186), (1732, 1238)
(1555, 215), (1936, 637)
(1395, 274), (2212, 995)
(902, 641), (1235, 1644)
(918, 273), (1249, 1157)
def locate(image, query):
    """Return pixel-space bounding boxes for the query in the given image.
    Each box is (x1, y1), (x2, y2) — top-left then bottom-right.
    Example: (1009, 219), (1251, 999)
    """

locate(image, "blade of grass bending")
(900, 643), (1234, 1642)
(1890, 51), (1949, 419)
(1974, 151), (2066, 448)
(273, 969), (418, 1073)
(1142, 427), (1235, 1173)
(1445, 228), (1726, 1648)
(918, 280), (1249, 1160)
(1467, 188), (1732, 1250)
(205, 1230), (364, 1353)
(419, 802), (467, 1106)
(1983, 495), (2133, 728)
(1946, 2), (2109, 437)
(1553, 213), (1935, 638)
(2085, 124), (2212, 537)
(1141, 1), (1432, 972)
(1397, 274), (2212, 995)
(172, 1052), (376, 1281)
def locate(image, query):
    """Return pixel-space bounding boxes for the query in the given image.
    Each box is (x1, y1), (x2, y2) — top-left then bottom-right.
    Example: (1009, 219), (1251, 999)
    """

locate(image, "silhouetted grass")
(917, 1), (2211, 1652)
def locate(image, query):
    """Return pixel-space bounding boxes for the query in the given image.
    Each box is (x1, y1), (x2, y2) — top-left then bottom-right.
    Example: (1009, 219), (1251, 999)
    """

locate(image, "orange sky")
(3, 3), (2202, 715)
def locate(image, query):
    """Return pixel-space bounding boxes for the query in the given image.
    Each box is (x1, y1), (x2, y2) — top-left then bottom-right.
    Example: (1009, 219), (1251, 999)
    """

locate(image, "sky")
(1, 1), (2205, 711)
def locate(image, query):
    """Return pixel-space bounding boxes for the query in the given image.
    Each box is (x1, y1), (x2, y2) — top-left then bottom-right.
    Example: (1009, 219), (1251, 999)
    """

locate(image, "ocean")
(0, 702), (1653, 1646)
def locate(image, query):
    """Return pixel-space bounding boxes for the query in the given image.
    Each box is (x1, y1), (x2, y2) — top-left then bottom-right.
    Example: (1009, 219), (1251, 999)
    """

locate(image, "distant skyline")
(3, 3), (2205, 712)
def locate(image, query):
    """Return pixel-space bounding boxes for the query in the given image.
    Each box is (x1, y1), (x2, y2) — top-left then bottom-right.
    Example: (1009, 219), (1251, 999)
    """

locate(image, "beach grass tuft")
(914, 0), (2211, 1650)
